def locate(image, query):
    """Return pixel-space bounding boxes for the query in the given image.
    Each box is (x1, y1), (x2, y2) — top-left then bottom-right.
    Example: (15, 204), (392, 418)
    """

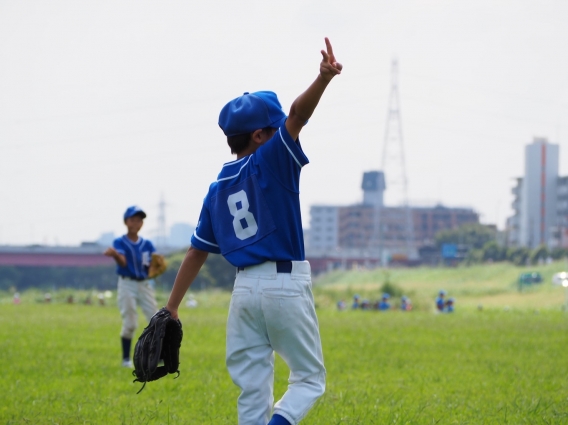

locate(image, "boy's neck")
(126, 232), (139, 242)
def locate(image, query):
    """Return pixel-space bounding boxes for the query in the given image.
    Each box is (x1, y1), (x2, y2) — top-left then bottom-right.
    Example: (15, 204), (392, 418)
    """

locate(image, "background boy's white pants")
(117, 277), (157, 339)
(226, 261), (326, 425)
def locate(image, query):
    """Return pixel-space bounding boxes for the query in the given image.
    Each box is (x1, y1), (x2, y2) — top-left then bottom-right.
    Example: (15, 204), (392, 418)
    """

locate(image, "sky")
(1, 0), (567, 246)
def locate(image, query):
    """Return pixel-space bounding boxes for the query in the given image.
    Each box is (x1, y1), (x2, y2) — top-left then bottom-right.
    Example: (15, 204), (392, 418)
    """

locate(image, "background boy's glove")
(132, 307), (183, 393)
(148, 254), (167, 278)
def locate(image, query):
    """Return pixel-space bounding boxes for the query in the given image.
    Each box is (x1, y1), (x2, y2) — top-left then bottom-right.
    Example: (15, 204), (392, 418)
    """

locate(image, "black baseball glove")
(132, 307), (183, 393)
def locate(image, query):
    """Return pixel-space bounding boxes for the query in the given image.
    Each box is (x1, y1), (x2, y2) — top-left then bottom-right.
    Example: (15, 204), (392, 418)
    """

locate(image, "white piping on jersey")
(122, 236), (142, 277)
(193, 230), (219, 247)
(217, 155), (253, 182)
(222, 156), (248, 167)
(278, 128), (303, 168)
(216, 128), (301, 182)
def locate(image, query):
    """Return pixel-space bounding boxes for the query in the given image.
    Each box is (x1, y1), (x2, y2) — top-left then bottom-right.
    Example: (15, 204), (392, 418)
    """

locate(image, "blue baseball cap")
(439, 290), (447, 296)
(382, 293), (390, 299)
(218, 91), (287, 137)
(124, 206), (146, 220)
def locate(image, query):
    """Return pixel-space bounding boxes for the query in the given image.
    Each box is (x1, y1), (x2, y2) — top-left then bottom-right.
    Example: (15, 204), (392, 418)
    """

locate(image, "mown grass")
(1, 293), (568, 424)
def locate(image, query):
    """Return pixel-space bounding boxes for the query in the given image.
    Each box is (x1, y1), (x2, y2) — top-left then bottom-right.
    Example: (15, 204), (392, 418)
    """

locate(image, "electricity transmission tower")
(372, 59), (415, 263)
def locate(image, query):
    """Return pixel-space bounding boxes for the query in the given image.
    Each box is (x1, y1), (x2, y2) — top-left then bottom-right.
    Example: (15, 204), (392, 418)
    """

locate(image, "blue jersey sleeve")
(113, 238), (125, 255)
(190, 195), (222, 254)
(256, 125), (309, 192)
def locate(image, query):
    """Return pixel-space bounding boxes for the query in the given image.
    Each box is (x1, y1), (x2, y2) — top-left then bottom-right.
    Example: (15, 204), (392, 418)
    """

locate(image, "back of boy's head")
(219, 91), (287, 153)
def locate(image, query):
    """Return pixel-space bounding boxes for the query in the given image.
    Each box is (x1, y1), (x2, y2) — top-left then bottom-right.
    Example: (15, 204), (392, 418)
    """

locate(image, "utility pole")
(373, 59), (415, 263)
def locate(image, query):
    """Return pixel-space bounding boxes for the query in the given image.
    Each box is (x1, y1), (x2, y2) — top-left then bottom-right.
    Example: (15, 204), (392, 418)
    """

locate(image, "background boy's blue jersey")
(191, 125), (309, 267)
(113, 235), (156, 279)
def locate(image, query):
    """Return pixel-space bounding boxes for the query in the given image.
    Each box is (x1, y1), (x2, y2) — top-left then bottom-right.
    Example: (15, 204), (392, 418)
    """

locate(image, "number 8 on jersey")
(227, 190), (258, 240)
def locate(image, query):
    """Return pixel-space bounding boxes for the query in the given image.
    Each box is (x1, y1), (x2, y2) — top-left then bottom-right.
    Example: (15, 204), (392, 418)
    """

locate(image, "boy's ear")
(251, 129), (264, 145)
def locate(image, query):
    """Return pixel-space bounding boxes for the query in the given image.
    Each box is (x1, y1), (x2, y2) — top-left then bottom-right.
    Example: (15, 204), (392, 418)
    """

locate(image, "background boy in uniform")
(104, 206), (158, 367)
(436, 289), (447, 312)
(400, 295), (412, 311)
(165, 38), (342, 425)
(377, 293), (391, 311)
(445, 297), (455, 313)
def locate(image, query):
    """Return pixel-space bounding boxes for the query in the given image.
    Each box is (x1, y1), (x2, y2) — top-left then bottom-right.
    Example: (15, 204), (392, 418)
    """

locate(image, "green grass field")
(2, 262), (568, 424)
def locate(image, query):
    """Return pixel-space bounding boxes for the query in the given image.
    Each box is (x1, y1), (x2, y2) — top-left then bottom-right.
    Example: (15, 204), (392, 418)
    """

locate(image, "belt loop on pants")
(237, 261), (293, 274)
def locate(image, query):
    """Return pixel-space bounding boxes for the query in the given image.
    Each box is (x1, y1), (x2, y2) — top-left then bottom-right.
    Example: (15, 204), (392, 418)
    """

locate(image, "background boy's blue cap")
(439, 290), (447, 296)
(382, 293), (390, 299)
(218, 91), (287, 137)
(124, 206), (146, 220)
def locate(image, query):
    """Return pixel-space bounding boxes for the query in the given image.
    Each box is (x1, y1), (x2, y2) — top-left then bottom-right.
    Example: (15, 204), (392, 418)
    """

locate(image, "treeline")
(0, 250), (236, 291)
(435, 223), (568, 266)
(0, 265), (117, 291)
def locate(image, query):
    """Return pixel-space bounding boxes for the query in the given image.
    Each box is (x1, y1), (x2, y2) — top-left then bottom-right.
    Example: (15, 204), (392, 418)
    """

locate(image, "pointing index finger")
(325, 37), (335, 61)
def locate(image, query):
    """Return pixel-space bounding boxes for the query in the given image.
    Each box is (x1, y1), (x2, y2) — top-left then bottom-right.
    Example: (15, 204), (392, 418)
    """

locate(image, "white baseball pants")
(226, 261), (326, 425)
(117, 276), (157, 339)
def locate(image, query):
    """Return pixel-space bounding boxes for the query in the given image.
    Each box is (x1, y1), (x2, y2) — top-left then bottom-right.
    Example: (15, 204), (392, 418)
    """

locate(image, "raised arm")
(285, 37), (343, 141)
(165, 246), (209, 319)
(104, 247), (127, 268)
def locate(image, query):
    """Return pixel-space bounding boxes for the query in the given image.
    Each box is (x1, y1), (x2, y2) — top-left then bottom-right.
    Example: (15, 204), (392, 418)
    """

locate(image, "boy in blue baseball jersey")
(377, 293), (391, 311)
(104, 206), (158, 367)
(165, 38), (342, 425)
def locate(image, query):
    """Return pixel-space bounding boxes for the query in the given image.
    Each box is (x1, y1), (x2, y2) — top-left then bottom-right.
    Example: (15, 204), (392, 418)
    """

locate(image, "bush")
(379, 271), (404, 297)
(550, 247), (568, 260)
(507, 247), (530, 266)
(482, 241), (506, 262)
(465, 249), (484, 265)
(529, 245), (549, 265)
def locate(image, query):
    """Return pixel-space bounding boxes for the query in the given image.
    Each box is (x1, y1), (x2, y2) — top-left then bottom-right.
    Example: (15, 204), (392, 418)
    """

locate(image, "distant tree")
(529, 245), (549, 265)
(435, 223), (497, 250)
(482, 241), (506, 262)
(0, 266), (116, 291)
(550, 247), (568, 260)
(465, 249), (484, 265)
(0, 267), (22, 291)
(506, 247), (530, 266)
(160, 250), (236, 291)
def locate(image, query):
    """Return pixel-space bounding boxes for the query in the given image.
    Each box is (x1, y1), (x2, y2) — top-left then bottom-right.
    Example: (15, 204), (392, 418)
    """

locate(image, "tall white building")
(508, 138), (561, 249)
(520, 138), (559, 248)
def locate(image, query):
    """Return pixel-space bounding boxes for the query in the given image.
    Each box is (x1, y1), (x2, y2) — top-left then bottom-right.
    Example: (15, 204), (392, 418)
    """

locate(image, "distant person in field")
(103, 206), (158, 368)
(400, 295), (412, 311)
(336, 300), (346, 311)
(352, 294), (361, 309)
(436, 290), (447, 312)
(445, 297), (455, 313)
(377, 293), (391, 311)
